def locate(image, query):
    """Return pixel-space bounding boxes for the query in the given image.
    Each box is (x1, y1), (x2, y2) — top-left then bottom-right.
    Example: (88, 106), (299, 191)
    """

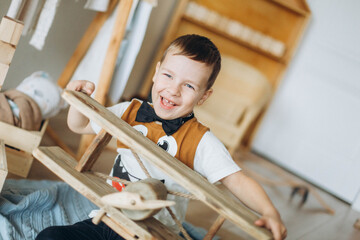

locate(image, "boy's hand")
(66, 80), (95, 96)
(255, 212), (287, 240)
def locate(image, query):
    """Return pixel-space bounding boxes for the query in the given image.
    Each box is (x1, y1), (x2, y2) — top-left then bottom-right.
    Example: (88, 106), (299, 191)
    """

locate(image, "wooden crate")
(0, 120), (48, 177)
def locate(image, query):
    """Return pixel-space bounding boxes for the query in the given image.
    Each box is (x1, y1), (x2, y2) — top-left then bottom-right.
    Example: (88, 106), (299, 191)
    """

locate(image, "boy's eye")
(164, 73), (172, 79)
(185, 83), (194, 90)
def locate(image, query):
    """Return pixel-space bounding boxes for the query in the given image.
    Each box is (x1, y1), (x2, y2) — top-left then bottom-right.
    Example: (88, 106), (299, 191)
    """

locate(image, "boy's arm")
(221, 171), (287, 240)
(66, 80), (96, 134)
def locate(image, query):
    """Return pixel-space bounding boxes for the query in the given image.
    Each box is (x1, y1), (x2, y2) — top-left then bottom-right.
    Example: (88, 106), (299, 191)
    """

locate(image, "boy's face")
(151, 50), (213, 120)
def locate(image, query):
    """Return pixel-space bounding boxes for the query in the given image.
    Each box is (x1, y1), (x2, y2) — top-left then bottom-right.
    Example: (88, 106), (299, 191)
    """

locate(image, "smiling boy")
(37, 34), (286, 240)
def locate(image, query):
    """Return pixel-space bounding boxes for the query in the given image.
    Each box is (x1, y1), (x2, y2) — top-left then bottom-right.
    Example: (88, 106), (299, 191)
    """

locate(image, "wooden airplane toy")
(33, 90), (273, 240)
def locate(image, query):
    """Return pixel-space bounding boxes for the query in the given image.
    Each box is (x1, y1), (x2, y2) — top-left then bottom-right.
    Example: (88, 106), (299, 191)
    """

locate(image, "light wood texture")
(0, 140), (7, 192)
(61, 90), (272, 240)
(0, 41), (16, 65)
(119, 178), (172, 220)
(101, 192), (175, 211)
(57, 0), (118, 88)
(94, 0), (133, 104)
(57, 0), (134, 159)
(33, 146), (182, 240)
(203, 215), (226, 240)
(5, 147), (33, 178)
(0, 16), (23, 89)
(22, 111), (360, 239)
(76, 129), (112, 172)
(92, 208), (106, 225)
(194, 55), (271, 153)
(140, 0), (310, 148)
(0, 120), (48, 153)
(0, 63), (9, 89)
(0, 16), (23, 46)
(0, 120), (48, 177)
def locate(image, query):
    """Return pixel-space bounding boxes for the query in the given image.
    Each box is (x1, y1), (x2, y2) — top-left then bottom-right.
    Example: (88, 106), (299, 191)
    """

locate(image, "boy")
(37, 34), (286, 240)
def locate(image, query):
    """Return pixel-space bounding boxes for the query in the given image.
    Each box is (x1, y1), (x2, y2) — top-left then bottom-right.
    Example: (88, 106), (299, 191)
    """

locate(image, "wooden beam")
(0, 41), (16, 65)
(0, 63), (9, 90)
(0, 120), (47, 153)
(57, 0), (118, 88)
(33, 146), (182, 240)
(5, 147), (33, 178)
(76, 0), (134, 161)
(0, 140), (7, 192)
(203, 215), (226, 240)
(0, 16), (23, 46)
(76, 129), (112, 172)
(93, 0), (133, 104)
(62, 90), (273, 240)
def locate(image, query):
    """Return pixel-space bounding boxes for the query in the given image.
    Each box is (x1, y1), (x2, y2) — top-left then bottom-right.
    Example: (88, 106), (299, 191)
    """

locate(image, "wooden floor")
(8, 109), (360, 240)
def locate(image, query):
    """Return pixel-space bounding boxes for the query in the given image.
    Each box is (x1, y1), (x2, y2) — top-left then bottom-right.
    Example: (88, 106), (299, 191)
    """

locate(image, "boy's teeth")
(164, 98), (174, 105)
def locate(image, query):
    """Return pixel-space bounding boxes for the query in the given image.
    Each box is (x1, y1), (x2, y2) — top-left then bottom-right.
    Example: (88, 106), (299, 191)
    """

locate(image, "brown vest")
(117, 99), (209, 169)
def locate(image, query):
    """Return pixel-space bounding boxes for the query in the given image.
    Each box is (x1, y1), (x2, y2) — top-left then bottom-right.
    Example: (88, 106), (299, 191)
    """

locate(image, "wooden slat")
(57, 0), (118, 88)
(33, 146), (182, 240)
(5, 147), (33, 178)
(94, 0), (133, 104)
(0, 41), (16, 65)
(76, 129), (112, 172)
(0, 120), (46, 153)
(62, 90), (272, 240)
(0, 63), (9, 90)
(203, 215), (226, 240)
(0, 140), (8, 192)
(0, 16), (23, 46)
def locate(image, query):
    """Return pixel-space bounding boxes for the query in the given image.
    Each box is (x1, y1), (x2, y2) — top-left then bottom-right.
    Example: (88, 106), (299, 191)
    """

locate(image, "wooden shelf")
(182, 15), (286, 63)
(270, 0), (310, 16)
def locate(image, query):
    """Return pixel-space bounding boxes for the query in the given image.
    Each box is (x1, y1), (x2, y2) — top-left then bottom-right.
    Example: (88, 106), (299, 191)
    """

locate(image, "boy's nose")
(167, 83), (181, 96)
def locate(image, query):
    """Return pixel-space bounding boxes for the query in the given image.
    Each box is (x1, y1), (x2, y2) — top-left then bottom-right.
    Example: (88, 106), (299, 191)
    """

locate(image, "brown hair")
(161, 34), (221, 90)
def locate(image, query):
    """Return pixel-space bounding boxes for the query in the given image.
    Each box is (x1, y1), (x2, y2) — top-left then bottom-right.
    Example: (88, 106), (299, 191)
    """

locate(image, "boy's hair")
(161, 34), (221, 90)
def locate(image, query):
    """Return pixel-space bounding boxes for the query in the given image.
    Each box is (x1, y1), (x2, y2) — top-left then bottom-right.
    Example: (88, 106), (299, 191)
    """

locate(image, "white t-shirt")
(91, 101), (241, 232)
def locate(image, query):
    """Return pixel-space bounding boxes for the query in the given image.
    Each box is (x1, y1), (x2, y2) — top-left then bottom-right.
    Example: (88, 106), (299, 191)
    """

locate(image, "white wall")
(0, 0), (176, 97)
(253, 0), (360, 209)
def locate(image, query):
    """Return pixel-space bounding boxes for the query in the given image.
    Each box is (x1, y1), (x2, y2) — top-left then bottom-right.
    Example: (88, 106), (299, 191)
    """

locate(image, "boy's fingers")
(254, 219), (265, 227)
(272, 226), (281, 240)
(83, 81), (95, 95)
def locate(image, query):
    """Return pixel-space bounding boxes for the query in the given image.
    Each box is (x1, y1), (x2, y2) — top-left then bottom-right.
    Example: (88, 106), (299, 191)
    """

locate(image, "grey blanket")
(0, 179), (96, 240)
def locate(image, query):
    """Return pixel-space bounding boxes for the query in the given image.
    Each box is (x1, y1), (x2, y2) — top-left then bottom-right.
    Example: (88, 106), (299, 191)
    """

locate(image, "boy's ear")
(197, 88), (213, 106)
(152, 62), (161, 82)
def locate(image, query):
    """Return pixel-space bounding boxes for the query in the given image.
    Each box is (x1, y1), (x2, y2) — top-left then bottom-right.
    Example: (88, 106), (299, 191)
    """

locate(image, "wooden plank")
(5, 147), (33, 178)
(0, 41), (16, 65)
(0, 63), (9, 90)
(33, 146), (182, 240)
(0, 121), (45, 153)
(76, 0), (134, 161)
(0, 16), (23, 46)
(57, 0), (118, 88)
(0, 140), (8, 192)
(62, 90), (273, 240)
(76, 129), (112, 172)
(94, 0), (133, 104)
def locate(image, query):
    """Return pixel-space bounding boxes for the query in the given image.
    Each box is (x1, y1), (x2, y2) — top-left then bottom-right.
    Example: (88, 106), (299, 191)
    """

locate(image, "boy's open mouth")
(160, 96), (176, 109)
